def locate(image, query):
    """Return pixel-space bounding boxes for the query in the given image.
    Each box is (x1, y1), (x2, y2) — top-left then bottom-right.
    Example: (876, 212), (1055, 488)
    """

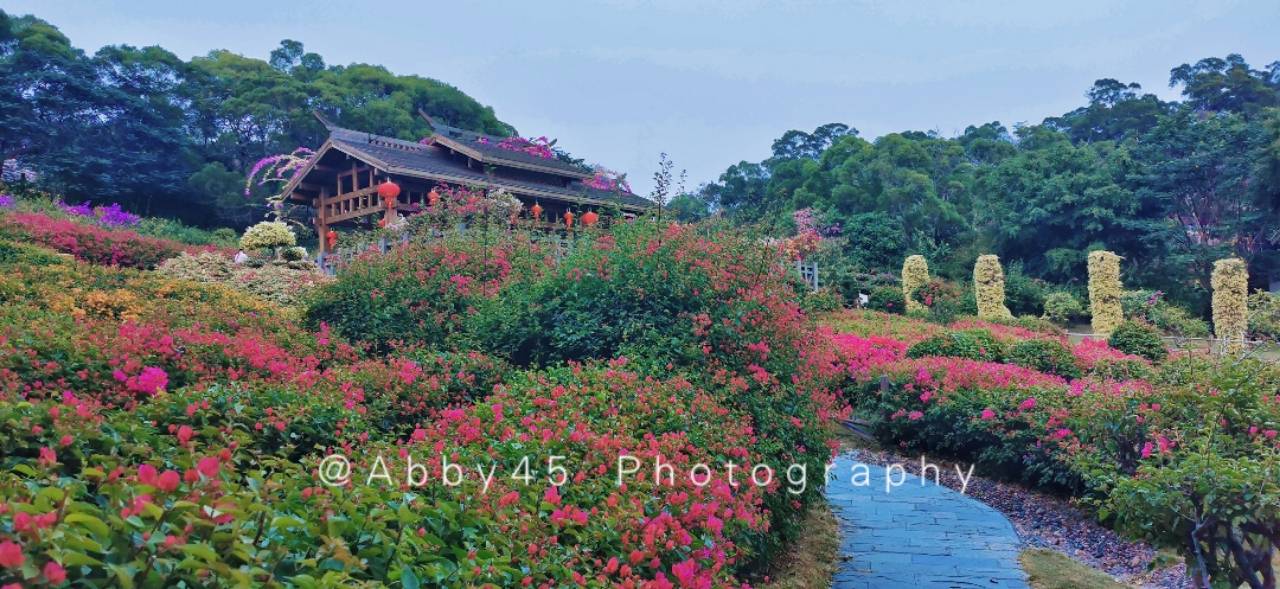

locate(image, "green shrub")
(1007, 339), (1082, 379)
(1122, 289), (1210, 339)
(916, 279), (974, 324)
(0, 239), (68, 267)
(906, 329), (1006, 362)
(304, 233), (547, 352)
(1042, 291), (1084, 325)
(1109, 451), (1279, 589)
(866, 284), (905, 313)
(1007, 315), (1067, 336)
(134, 217), (239, 248)
(801, 287), (843, 313)
(1247, 289), (1280, 342)
(1003, 262), (1048, 317)
(1108, 320), (1167, 362)
(1094, 360), (1280, 588)
(239, 221), (297, 252)
(281, 245), (307, 261)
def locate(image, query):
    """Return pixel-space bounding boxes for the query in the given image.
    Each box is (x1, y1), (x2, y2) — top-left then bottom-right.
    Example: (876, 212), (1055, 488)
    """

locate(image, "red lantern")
(530, 202), (543, 219)
(581, 210), (599, 227)
(564, 211), (575, 228)
(427, 189), (440, 207)
(377, 179), (400, 204)
(325, 230), (337, 249)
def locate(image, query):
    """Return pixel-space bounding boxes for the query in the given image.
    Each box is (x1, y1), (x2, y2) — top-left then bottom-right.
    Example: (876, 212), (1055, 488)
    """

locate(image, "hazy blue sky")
(6, 0), (1279, 195)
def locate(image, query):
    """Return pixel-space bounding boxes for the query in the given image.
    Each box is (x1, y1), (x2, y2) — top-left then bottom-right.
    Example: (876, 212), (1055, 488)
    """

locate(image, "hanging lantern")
(427, 188), (440, 207)
(530, 202), (543, 219)
(325, 230), (337, 248)
(377, 179), (401, 204)
(581, 210), (599, 227)
(564, 211), (575, 228)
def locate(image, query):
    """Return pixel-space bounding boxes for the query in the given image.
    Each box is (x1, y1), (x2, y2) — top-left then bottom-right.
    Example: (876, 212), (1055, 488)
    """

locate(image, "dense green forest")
(0, 9), (513, 227)
(674, 57), (1280, 311)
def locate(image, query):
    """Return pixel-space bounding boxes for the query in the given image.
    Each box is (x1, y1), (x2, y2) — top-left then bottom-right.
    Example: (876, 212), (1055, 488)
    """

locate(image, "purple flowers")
(0, 194), (14, 208)
(58, 200), (141, 227)
(60, 200), (95, 218)
(94, 203), (142, 227)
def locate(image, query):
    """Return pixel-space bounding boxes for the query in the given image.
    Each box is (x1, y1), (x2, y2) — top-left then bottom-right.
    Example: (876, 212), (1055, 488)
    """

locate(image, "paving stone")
(825, 453), (1030, 588)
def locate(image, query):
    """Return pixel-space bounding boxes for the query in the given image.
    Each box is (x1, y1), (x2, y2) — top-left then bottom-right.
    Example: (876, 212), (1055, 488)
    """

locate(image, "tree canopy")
(0, 10), (513, 226)
(693, 54), (1280, 308)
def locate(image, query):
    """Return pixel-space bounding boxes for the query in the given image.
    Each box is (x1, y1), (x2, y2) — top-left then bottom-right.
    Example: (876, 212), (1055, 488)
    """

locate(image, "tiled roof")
(323, 125), (653, 210)
(427, 121), (594, 179)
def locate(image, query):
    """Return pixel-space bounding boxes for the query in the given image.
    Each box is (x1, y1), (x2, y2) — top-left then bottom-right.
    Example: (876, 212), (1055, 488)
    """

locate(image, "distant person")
(233, 249), (250, 264)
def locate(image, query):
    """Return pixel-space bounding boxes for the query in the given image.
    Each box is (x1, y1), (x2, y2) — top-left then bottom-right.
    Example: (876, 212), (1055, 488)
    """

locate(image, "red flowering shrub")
(332, 349), (510, 434)
(0, 361), (813, 587)
(304, 232), (551, 352)
(0, 211), (223, 268)
(466, 220), (850, 555)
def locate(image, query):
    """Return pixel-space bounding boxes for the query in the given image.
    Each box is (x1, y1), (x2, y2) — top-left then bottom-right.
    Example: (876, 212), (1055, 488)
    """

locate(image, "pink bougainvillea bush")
(0, 211), (226, 268)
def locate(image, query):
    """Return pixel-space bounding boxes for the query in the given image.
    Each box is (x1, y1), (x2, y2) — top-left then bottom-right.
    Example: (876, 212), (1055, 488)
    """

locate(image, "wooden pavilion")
(280, 112), (653, 253)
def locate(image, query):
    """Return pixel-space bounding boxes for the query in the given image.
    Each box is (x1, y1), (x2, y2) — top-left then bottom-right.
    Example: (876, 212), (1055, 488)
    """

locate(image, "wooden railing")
(320, 186), (383, 224)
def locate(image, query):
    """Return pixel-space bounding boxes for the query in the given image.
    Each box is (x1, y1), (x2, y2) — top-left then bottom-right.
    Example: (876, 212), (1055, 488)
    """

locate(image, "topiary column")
(1087, 250), (1123, 337)
(902, 255), (929, 313)
(1211, 257), (1248, 354)
(974, 254), (1013, 321)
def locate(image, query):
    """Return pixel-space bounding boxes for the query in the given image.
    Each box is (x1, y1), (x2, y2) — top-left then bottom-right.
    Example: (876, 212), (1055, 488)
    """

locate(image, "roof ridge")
(328, 125), (428, 153)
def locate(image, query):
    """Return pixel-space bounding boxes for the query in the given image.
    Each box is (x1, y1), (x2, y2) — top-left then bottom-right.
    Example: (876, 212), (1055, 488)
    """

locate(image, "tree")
(667, 193), (711, 222)
(1045, 79), (1169, 143)
(1170, 54), (1279, 115)
(1129, 108), (1277, 295)
(770, 123), (856, 160)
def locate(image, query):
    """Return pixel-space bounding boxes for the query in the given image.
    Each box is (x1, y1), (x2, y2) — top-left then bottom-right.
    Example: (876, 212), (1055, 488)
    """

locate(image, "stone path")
(826, 452), (1030, 588)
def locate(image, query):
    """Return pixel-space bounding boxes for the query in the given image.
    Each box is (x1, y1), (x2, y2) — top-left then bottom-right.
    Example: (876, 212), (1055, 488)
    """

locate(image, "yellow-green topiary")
(974, 254), (1013, 321)
(1087, 250), (1123, 337)
(240, 221), (297, 252)
(902, 255), (930, 313)
(1211, 257), (1248, 354)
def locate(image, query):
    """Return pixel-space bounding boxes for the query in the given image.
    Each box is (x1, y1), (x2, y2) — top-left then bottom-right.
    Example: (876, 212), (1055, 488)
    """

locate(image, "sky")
(5, 0), (1279, 196)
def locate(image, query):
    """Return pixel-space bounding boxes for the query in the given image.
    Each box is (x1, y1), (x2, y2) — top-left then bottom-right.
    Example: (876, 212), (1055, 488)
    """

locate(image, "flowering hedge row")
(0, 211), (226, 269)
